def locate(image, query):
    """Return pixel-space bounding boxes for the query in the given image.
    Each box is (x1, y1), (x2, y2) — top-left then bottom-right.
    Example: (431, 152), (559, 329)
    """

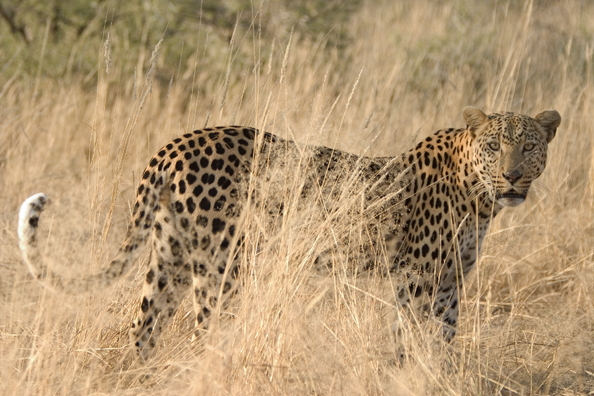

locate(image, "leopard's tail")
(18, 166), (167, 294)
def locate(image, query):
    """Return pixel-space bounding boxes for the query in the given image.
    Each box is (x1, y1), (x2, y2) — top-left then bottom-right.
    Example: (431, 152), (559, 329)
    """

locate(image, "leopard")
(17, 106), (561, 360)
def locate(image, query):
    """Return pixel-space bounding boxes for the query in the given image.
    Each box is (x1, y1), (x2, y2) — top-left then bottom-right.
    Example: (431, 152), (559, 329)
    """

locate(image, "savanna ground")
(1, 0), (594, 394)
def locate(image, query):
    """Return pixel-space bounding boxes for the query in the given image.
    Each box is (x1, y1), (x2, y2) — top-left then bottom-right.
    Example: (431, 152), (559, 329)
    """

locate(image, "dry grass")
(2, 0), (594, 394)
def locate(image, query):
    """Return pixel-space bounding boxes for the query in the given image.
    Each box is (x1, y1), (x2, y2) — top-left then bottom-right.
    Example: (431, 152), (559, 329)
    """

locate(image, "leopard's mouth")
(495, 190), (527, 207)
(497, 191), (526, 199)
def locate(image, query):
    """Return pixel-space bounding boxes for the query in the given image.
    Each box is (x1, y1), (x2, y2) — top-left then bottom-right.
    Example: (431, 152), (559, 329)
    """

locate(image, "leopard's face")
(464, 107), (561, 207)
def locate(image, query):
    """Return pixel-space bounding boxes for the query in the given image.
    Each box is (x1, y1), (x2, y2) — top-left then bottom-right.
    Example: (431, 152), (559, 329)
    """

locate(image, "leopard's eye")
(524, 143), (535, 152)
(488, 142), (500, 151)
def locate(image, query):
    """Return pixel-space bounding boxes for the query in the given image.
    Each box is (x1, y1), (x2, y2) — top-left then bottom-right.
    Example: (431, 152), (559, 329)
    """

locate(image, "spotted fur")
(17, 107), (560, 359)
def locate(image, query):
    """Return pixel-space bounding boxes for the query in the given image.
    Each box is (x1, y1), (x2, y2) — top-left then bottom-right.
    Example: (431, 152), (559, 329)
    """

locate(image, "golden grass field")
(2, 0), (594, 394)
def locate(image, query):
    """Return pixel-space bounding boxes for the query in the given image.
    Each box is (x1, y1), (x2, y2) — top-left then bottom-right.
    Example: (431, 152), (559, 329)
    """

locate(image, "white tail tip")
(18, 193), (50, 251)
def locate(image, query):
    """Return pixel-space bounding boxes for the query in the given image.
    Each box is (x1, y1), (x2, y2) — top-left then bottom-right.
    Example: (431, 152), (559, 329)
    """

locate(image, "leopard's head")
(463, 106), (561, 207)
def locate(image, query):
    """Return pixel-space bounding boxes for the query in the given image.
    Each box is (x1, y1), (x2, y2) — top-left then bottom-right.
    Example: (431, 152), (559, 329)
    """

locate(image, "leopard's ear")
(534, 109), (561, 143)
(463, 106), (488, 137)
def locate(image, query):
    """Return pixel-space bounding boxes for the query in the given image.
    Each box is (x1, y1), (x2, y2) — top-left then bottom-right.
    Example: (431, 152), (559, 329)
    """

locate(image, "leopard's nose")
(503, 169), (522, 184)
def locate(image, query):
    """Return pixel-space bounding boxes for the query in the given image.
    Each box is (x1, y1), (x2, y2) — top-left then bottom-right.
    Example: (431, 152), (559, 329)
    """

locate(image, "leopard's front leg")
(432, 243), (479, 342)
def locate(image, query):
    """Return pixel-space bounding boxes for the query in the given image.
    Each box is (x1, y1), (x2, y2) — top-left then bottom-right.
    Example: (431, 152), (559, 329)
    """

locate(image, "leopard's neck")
(449, 129), (502, 219)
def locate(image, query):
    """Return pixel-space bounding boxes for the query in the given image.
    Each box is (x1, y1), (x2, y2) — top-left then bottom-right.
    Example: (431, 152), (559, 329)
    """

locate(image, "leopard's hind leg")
(129, 200), (193, 360)
(190, 209), (243, 339)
